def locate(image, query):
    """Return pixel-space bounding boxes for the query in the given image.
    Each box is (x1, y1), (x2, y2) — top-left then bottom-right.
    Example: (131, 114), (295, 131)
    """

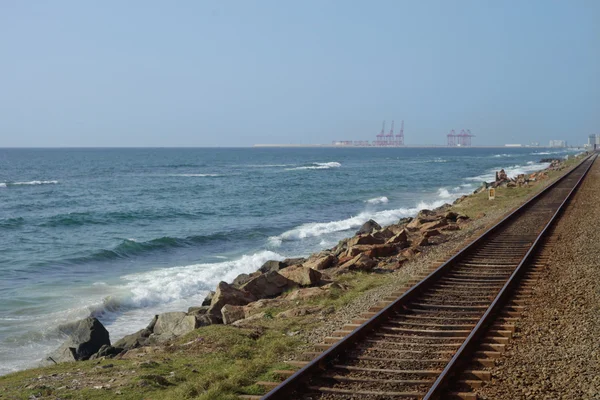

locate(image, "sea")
(0, 146), (579, 375)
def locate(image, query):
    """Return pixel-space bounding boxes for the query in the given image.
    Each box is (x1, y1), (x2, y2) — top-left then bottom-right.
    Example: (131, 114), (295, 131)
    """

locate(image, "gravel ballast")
(477, 159), (600, 400)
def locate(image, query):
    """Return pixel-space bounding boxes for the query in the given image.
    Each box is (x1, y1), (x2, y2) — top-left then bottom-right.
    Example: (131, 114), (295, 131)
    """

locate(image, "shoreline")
(0, 153), (588, 399)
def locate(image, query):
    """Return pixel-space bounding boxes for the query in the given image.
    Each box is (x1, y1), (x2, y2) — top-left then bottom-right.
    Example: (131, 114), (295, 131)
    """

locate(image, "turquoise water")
(0, 147), (577, 374)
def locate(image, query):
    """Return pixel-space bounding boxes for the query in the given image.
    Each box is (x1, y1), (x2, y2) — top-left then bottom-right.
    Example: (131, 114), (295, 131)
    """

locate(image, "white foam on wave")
(365, 196), (389, 205)
(0, 183), (6, 188)
(269, 197), (452, 244)
(246, 164), (296, 168)
(117, 250), (283, 309)
(2, 180), (59, 187)
(285, 162), (341, 171)
(437, 188), (452, 199)
(466, 161), (551, 182)
(492, 154), (511, 158)
(169, 173), (221, 177)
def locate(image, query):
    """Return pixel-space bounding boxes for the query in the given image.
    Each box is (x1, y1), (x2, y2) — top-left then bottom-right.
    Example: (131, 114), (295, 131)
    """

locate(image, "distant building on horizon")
(586, 134), (599, 150)
(549, 140), (567, 148)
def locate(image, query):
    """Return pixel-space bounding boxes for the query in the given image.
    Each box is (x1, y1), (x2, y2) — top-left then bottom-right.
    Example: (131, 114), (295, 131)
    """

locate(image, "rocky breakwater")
(44, 207), (471, 365)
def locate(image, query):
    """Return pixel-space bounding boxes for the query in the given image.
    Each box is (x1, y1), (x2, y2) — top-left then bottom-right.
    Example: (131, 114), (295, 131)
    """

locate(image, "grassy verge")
(0, 153), (587, 400)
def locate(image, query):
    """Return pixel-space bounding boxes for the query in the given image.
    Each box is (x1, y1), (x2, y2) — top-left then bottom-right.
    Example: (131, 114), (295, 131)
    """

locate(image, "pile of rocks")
(46, 208), (470, 363)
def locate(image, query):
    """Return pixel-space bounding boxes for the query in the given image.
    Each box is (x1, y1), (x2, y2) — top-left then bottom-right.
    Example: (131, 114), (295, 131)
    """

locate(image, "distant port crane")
(447, 129), (475, 146)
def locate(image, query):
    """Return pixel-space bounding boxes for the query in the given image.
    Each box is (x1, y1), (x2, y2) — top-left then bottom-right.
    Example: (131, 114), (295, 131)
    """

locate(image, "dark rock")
(114, 328), (152, 351)
(49, 317), (111, 362)
(398, 217), (413, 225)
(258, 260), (287, 273)
(282, 257), (306, 267)
(355, 219), (382, 235)
(386, 229), (408, 245)
(146, 315), (158, 332)
(444, 211), (459, 222)
(417, 209), (437, 219)
(187, 306), (209, 315)
(232, 273), (252, 287)
(201, 291), (215, 307)
(89, 344), (123, 360)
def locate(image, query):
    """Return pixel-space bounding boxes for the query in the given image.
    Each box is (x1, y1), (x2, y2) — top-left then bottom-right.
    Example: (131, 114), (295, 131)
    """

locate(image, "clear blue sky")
(1, 0), (598, 147)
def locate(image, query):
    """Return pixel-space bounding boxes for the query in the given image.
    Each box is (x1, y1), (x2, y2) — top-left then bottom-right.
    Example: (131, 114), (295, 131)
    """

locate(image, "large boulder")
(89, 344), (123, 360)
(417, 209), (437, 219)
(201, 291), (215, 306)
(347, 234), (384, 247)
(114, 328), (152, 351)
(386, 229), (408, 245)
(406, 218), (429, 230)
(208, 281), (257, 321)
(356, 219), (381, 235)
(232, 273), (253, 287)
(259, 260), (287, 273)
(152, 312), (198, 340)
(304, 254), (337, 270)
(336, 254), (377, 274)
(282, 257), (306, 267)
(241, 271), (293, 299)
(48, 317), (111, 363)
(364, 244), (400, 258)
(420, 219), (448, 231)
(278, 265), (322, 286)
(221, 305), (246, 325)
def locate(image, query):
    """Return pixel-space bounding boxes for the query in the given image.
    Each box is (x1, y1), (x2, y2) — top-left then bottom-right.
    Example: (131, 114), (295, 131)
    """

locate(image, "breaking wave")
(466, 161), (550, 182)
(1, 180), (58, 187)
(365, 196), (389, 205)
(168, 173), (221, 177)
(56, 228), (270, 265)
(97, 250), (284, 313)
(285, 162), (341, 171)
(269, 199), (451, 244)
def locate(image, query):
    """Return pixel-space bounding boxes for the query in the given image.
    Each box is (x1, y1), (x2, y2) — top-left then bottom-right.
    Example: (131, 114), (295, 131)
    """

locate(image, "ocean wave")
(94, 251), (284, 313)
(530, 150), (570, 155)
(285, 162), (341, 171)
(245, 164), (296, 168)
(1, 180), (58, 187)
(269, 198), (450, 244)
(168, 173), (221, 177)
(466, 161), (550, 182)
(492, 154), (511, 158)
(61, 228), (268, 264)
(365, 196), (389, 205)
(39, 209), (211, 228)
(0, 217), (25, 229)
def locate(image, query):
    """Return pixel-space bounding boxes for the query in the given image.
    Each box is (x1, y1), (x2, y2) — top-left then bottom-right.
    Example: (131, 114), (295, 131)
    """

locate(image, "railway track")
(257, 154), (596, 400)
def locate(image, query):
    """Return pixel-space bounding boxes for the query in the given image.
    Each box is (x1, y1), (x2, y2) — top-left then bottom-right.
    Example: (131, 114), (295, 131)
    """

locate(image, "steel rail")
(424, 152), (596, 399)
(261, 153), (596, 400)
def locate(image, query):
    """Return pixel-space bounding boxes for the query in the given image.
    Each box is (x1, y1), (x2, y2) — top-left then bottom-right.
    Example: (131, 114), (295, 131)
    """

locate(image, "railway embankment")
(0, 153), (590, 400)
(477, 157), (600, 400)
